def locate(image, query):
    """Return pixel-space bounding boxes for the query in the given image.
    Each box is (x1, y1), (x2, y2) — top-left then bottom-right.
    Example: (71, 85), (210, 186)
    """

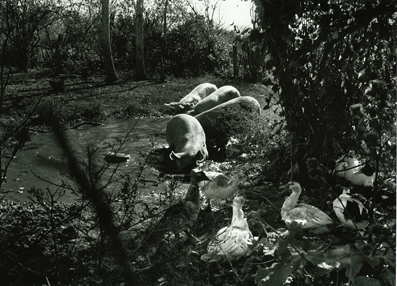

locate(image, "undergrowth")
(0, 72), (394, 286)
(0, 94), (395, 285)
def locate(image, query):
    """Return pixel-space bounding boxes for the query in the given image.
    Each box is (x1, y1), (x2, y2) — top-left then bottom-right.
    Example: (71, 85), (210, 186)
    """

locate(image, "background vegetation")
(0, 0), (395, 285)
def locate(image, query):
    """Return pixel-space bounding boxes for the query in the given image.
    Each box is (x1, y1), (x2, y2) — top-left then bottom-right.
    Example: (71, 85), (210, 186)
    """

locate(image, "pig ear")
(195, 150), (206, 165)
(176, 104), (186, 112)
(169, 151), (181, 161)
(179, 104), (193, 112)
(164, 102), (176, 109)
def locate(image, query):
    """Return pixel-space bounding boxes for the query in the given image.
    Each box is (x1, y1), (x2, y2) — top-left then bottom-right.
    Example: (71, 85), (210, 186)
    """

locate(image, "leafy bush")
(166, 13), (231, 77)
(0, 193), (88, 285)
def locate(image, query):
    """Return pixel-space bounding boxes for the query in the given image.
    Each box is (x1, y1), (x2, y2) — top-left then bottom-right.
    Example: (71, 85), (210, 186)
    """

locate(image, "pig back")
(195, 96), (261, 149)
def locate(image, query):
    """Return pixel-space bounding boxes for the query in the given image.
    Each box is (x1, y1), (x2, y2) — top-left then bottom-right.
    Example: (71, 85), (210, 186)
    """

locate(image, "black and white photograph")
(0, 0), (395, 285)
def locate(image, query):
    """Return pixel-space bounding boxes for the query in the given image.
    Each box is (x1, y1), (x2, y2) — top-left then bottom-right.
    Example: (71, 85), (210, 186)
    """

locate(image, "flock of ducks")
(140, 151), (372, 262)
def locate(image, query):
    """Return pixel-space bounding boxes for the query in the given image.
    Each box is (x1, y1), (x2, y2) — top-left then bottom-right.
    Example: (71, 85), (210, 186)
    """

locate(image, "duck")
(137, 168), (208, 258)
(281, 182), (333, 230)
(348, 172), (375, 187)
(334, 152), (375, 187)
(199, 171), (246, 210)
(348, 163), (375, 187)
(200, 172), (245, 199)
(201, 195), (254, 262)
(333, 189), (369, 230)
(334, 151), (360, 180)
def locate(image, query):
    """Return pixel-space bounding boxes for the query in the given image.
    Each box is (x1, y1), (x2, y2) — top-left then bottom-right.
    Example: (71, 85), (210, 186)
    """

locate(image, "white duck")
(333, 189), (369, 230)
(200, 171), (245, 199)
(197, 171), (245, 211)
(281, 182), (333, 230)
(201, 195), (253, 262)
(334, 151), (375, 187)
(348, 172), (375, 187)
(334, 151), (360, 180)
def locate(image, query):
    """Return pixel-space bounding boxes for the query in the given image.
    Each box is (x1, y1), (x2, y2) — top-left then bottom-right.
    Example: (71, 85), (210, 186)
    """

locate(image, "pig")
(166, 114), (209, 171)
(164, 83), (217, 114)
(195, 96), (261, 154)
(186, 85), (241, 116)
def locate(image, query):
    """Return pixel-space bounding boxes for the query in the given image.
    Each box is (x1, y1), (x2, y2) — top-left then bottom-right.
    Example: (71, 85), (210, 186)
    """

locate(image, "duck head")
(190, 168), (211, 183)
(286, 181), (302, 194)
(233, 195), (245, 207)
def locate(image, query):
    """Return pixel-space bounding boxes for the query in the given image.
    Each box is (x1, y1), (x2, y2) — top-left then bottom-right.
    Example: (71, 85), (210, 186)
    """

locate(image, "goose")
(201, 195), (253, 262)
(333, 189), (369, 230)
(138, 168), (208, 258)
(281, 182), (333, 231)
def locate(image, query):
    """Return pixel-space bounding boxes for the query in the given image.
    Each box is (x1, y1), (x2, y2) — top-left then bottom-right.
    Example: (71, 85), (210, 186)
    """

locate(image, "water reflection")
(2, 117), (186, 202)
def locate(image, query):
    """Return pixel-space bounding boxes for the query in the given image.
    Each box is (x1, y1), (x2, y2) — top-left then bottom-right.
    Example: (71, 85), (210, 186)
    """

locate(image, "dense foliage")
(0, 0), (238, 79)
(248, 1), (396, 285)
(253, 0), (396, 179)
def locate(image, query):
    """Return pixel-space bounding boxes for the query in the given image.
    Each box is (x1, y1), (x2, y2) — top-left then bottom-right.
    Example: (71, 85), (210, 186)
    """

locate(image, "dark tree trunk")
(233, 43), (238, 78)
(159, 0), (168, 82)
(101, 0), (118, 83)
(135, 0), (147, 81)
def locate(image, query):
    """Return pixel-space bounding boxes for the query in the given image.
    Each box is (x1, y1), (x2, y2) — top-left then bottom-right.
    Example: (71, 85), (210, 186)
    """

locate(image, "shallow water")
(1, 117), (190, 202)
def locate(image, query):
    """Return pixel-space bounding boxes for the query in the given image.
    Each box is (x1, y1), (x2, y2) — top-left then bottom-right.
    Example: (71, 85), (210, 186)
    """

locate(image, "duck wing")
(201, 173), (243, 199)
(201, 173), (230, 197)
(284, 203), (333, 229)
(202, 223), (253, 262)
(333, 196), (369, 230)
(201, 196), (253, 262)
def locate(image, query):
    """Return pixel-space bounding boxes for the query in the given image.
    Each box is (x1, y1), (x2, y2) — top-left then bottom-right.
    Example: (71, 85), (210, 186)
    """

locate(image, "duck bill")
(201, 171), (223, 181)
(279, 183), (291, 195)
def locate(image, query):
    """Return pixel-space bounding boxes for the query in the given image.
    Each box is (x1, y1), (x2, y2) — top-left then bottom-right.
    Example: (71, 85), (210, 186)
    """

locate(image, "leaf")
(255, 262), (292, 286)
(381, 268), (396, 286)
(319, 244), (381, 280)
(324, 244), (351, 267)
(275, 239), (291, 261)
(344, 250), (364, 279)
(304, 249), (325, 267)
(380, 248), (396, 268)
(262, 245), (277, 257)
(353, 276), (382, 286)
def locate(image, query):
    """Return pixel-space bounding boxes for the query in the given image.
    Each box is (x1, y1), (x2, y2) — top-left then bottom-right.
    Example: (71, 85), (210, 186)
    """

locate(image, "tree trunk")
(101, 0), (118, 83)
(159, 0), (168, 82)
(135, 0), (147, 81)
(233, 43), (238, 78)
